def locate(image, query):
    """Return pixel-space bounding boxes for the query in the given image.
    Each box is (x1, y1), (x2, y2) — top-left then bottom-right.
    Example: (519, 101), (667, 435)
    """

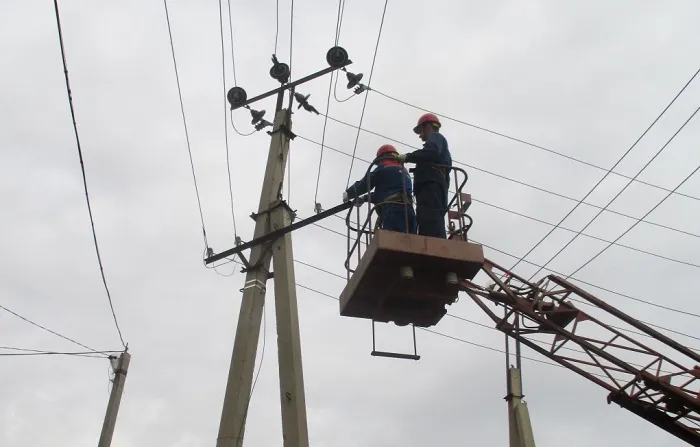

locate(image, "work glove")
(342, 191), (349, 203)
(393, 153), (407, 163)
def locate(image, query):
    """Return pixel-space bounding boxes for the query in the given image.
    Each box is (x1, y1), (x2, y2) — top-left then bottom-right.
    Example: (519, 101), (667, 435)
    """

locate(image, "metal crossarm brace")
(205, 201), (354, 264)
(230, 61), (352, 111)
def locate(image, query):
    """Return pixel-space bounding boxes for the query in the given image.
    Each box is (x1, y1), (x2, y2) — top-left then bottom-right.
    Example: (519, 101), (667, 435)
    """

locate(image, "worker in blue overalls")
(343, 144), (417, 234)
(392, 114), (458, 287)
(392, 113), (452, 239)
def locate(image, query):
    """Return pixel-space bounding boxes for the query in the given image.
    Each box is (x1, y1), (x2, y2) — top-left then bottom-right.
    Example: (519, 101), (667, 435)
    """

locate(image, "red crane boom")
(460, 259), (700, 446)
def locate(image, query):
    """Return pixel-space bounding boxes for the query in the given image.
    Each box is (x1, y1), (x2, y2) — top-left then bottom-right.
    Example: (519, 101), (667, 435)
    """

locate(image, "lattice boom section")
(460, 259), (700, 445)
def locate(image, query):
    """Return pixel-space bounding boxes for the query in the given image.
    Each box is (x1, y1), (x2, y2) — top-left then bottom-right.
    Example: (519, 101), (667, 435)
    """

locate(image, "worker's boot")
(400, 266), (414, 280)
(446, 271), (458, 285)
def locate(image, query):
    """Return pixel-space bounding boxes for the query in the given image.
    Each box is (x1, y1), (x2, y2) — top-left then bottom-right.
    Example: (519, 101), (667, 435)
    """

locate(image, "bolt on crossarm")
(460, 259), (700, 446)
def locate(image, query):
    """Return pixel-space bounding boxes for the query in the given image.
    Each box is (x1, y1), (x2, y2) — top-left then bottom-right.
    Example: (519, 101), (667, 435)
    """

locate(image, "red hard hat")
(376, 144), (397, 157)
(413, 113), (441, 134)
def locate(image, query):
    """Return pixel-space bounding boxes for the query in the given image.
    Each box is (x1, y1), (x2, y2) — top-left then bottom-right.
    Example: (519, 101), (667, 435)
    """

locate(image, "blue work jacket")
(404, 132), (452, 190)
(345, 163), (413, 205)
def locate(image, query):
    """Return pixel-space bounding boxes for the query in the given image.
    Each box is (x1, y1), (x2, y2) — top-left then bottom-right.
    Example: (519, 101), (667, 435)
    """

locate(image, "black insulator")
(326, 46), (349, 68)
(346, 71), (363, 89)
(227, 86), (247, 109)
(269, 54), (291, 84)
(250, 109), (266, 125)
(294, 92), (310, 109)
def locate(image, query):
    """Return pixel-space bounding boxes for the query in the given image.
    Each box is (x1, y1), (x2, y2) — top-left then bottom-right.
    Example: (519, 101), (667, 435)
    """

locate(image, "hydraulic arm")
(460, 259), (700, 446)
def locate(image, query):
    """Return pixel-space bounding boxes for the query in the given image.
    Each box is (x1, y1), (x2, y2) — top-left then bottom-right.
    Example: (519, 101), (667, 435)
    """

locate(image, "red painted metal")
(460, 259), (700, 446)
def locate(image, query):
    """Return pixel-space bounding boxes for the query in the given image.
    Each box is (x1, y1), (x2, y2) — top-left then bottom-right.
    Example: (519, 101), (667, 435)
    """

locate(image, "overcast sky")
(2, 0), (700, 446)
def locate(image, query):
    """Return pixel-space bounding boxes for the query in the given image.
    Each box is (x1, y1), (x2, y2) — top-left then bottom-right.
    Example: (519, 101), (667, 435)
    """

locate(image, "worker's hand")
(342, 191), (349, 203)
(393, 153), (407, 163)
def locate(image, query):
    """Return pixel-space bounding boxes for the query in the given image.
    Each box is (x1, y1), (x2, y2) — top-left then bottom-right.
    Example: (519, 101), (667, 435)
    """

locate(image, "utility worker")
(392, 113), (452, 239)
(343, 144), (417, 234)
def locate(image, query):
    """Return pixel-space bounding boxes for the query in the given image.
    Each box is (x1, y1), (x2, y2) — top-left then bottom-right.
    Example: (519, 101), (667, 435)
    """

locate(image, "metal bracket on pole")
(268, 123), (296, 140)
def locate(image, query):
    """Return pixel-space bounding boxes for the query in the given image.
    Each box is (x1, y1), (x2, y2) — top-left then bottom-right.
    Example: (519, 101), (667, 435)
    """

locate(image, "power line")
(308, 206), (700, 324)
(528, 105), (700, 281)
(0, 352), (105, 358)
(331, 0), (353, 103)
(474, 240), (700, 323)
(474, 198), (700, 270)
(287, 0), (294, 204)
(507, 68), (700, 274)
(313, 75), (335, 206)
(214, 242), (700, 347)
(288, 0), (294, 84)
(568, 155), (700, 279)
(294, 283), (616, 380)
(334, 0), (346, 46)
(52, 0), (126, 349)
(226, 0), (238, 86)
(218, 0), (239, 239)
(312, 0), (346, 206)
(0, 304), (108, 355)
(344, 0), (389, 188)
(163, 0), (210, 250)
(291, 201), (700, 325)
(274, 0), (279, 54)
(293, 253), (700, 351)
(368, 73), (700, 203)
(0, 346), (118, 359)
(296, 134), (700, 272)
(312, 115), (700, 241)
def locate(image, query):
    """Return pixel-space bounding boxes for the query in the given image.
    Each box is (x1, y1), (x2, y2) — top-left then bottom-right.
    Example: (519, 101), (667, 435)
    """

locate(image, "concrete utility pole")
(208, 47), (353, 447)
(216, 97), (308, 447)
(506, 367), (536, 447)
(504, 316), (536, 447)
(98, 350), (131, 447)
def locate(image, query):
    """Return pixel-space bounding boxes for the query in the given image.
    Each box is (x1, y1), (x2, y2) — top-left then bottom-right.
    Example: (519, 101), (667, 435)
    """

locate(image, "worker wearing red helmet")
(343, 144), (417, 234)
(392, 113), (452, 239)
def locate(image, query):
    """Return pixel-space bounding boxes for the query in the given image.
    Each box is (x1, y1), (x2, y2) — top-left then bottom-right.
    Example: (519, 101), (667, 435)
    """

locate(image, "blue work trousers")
(415, 181), (447, 239)
(377, 203), (417, 234)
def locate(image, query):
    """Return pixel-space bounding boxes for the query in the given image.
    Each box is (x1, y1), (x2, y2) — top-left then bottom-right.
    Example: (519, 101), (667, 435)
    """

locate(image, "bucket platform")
(339, 229), (485, 328)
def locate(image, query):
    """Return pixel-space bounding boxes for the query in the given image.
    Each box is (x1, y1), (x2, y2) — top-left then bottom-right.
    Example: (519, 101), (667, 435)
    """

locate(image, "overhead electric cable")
(528, 105), (700, 281)
(312, 0), (347, 207)
(295, 283), (618, 380)
(567, 155), (700, 279)
(52, 0), (126, 348)
(344, 0), (389, 188)
(226, 0), (239, 85)
(507, 67), (700, 274)
(294, 259), (700, 352)
(163, 0), (210, 249)
(0, 304), (107, 354)
(367, 76), (700, 203)
(297, 134), (700, 271)
(314, 114), (700, 241)
(218, 0), (240, 239)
